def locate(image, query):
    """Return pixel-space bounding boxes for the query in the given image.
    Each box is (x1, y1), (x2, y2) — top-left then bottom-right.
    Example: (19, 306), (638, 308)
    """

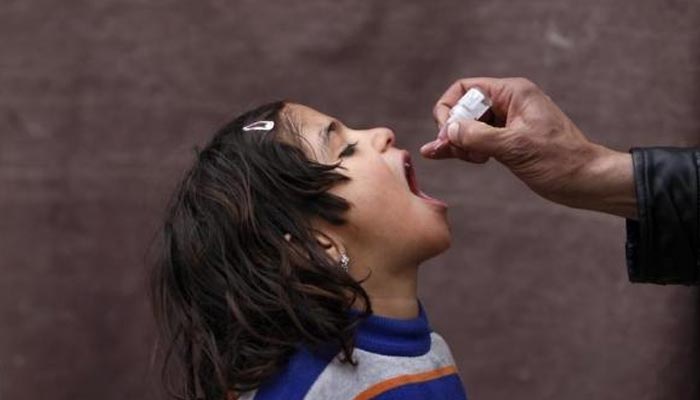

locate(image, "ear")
(313, 229), (344, 262)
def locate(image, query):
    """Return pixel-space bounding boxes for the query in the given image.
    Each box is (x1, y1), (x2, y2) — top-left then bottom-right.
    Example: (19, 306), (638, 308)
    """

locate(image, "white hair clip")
(242, 120), (275, 132)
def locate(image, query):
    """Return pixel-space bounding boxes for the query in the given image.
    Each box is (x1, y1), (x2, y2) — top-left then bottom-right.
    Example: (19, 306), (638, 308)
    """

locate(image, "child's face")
(287, 104), (451, 273)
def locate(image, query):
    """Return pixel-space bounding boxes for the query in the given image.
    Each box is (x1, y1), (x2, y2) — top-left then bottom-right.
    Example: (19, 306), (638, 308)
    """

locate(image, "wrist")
(576, 145), (637, 219)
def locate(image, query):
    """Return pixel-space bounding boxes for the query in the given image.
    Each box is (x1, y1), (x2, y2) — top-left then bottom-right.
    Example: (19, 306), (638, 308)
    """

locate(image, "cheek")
(333, 164), (417, 231)
(332, 164), (451, 259)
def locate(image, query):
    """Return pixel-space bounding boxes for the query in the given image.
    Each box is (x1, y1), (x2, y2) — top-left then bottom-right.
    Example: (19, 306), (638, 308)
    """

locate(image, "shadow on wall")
(693, 13), (700, 146)
(659, 10), (700, 400)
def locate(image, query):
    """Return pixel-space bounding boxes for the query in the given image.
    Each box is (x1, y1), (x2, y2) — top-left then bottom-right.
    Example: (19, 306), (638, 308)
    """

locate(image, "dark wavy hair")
(149, 101), (371, 400)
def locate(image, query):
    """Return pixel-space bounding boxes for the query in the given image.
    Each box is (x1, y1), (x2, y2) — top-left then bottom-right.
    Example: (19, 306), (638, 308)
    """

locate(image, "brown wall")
(1, 1), (698, 399)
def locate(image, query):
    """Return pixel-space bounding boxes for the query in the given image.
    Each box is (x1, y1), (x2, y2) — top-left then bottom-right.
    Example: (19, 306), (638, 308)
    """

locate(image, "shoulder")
(428, 331), (458, 365)
(304, 331), (462, 400)
(242, 346), (339, 400)
(239, 332), (463, 400)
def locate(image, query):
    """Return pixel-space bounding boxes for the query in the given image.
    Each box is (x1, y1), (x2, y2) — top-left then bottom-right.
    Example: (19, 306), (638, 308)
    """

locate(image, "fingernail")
(420, 142), (434, 153)
(447, 122), (459, 141)
(437, 125), (447, 140)
(429, 139), (448, 156)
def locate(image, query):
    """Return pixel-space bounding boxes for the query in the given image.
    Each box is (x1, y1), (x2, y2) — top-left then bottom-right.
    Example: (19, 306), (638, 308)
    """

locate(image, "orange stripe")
(353, 365), (458, 400)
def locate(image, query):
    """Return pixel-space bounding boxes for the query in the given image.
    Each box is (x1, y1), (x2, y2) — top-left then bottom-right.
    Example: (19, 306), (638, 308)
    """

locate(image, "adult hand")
(420, 77), (637, 219)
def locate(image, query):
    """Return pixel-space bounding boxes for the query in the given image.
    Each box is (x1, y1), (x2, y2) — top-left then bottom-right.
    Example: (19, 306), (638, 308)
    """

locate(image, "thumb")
(446, 119), (505, 157)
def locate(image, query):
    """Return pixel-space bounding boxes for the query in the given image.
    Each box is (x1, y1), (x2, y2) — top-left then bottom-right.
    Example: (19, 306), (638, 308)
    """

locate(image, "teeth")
(404, 161), (415, 192)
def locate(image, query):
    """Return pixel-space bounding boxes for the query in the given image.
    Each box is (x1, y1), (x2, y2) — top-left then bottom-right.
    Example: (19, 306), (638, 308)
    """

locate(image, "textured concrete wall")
(1, 1), (698, 399)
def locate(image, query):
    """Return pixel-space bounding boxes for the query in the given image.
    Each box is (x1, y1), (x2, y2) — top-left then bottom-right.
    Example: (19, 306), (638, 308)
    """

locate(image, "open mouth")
(402, 152), (447, 208)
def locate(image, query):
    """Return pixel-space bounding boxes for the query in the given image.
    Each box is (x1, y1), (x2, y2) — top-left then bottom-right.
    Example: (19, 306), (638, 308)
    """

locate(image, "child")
(150, 100), (467, 399)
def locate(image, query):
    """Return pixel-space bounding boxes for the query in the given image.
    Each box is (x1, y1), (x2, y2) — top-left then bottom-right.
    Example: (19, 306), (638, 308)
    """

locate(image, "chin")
(418, 222), (452, 262)
(433, 230), (452, 255)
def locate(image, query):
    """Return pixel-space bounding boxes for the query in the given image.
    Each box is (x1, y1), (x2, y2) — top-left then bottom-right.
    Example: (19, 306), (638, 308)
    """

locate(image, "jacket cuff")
(625, 147), (699, 284)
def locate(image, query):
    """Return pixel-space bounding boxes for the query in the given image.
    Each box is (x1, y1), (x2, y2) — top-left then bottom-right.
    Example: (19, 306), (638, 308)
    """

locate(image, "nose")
(372, 127), (395, 152)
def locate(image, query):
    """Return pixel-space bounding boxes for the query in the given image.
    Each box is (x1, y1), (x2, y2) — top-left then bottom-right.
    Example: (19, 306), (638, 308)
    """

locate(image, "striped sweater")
(239, 304), (468, 399)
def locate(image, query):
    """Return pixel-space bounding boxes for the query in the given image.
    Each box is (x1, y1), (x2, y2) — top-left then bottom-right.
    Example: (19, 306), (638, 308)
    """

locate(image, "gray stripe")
(304, 332), (458, 400)
(237, 389), (256, 400)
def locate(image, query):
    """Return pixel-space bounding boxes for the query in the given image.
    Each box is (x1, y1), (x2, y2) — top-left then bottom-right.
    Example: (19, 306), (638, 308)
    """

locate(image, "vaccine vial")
(447, 87), (492, 124)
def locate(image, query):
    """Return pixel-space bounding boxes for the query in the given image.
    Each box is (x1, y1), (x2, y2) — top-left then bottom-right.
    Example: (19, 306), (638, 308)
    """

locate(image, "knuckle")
(503, 131), (534, 158)
(512, 77), (539, 94)
(457, 121), (476, 138)
(513, 77), (533, 87)
(450, 130), (468, 147)
(432, 104), (442, 118)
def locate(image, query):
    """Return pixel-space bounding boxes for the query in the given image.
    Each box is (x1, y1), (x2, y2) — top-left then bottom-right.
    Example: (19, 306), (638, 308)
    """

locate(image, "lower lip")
(415, 189), (448, 209)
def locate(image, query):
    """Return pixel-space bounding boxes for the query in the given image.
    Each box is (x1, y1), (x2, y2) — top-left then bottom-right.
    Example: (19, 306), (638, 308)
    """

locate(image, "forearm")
(561, 144), (638, 219)
(579, 146), (638, 219)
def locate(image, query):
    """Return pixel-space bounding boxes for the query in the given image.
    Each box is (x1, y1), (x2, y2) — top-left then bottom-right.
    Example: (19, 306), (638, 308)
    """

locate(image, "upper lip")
(401, 151), (411, 170)
(400, 150), (417, 194)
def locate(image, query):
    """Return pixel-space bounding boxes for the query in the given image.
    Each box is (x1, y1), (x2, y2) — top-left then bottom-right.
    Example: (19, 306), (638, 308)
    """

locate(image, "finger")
(420, 139), (491, 163)
(432, 103), (451, 131)
(433, 77), (527, 128)
(433, 78), (500, 128)
(432, 140), (456, 159)
(450, 146), (491, 163)
(433, 80), (468, 129)
(419, 138), (451, 159)
(467, 151), (491, 163)
(437, 124), (447, 141)
(446, 119), (507, 157)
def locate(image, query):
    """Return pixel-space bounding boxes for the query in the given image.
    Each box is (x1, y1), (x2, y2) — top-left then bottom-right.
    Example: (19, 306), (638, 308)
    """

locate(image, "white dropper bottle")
(447, 87), (492, 124)
(422, 87), (493, 157)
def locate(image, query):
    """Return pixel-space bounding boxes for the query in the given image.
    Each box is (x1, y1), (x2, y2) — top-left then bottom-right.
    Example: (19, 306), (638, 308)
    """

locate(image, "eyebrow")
(318, 122), (336, 151)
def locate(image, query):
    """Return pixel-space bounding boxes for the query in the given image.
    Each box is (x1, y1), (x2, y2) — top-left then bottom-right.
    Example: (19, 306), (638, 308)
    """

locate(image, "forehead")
(284, 103), (337, 160)
(286, 103), (331, 129)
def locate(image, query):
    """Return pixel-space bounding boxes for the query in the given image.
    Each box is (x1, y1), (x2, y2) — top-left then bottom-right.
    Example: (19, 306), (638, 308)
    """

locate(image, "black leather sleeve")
(625, 147), (700, 284)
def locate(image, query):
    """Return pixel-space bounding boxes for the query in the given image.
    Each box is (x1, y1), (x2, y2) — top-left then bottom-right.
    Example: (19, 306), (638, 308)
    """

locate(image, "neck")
(370, 296), (419, 319)
(355, 263), (420, 319)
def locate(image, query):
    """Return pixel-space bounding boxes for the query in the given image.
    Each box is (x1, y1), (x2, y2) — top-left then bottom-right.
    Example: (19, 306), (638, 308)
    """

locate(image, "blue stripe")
(253, 345), (337, 400)
(352, 302), (432, 356)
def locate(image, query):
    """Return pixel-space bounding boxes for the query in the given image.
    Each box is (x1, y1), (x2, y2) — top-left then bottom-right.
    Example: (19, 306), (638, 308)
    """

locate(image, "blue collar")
(352, 302), (432, 357)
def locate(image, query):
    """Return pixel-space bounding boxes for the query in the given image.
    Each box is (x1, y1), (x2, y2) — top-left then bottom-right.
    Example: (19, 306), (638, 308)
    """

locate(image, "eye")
(339, 141), (358, 158)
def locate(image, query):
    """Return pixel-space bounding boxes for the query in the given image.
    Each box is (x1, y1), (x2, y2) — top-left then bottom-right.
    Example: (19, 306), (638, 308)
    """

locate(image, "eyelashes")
(327, 121), (358, 158)
(339, 141), (358, 158)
